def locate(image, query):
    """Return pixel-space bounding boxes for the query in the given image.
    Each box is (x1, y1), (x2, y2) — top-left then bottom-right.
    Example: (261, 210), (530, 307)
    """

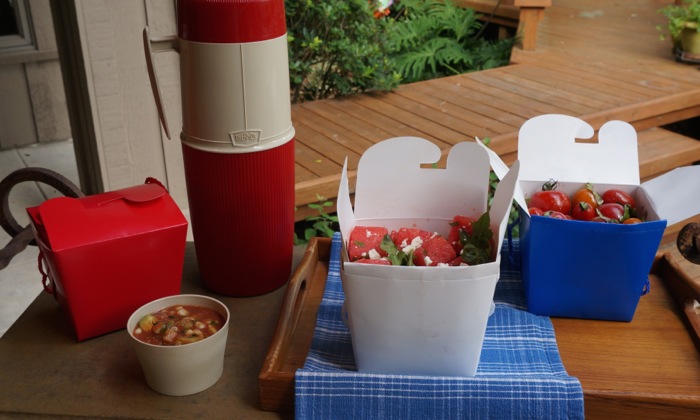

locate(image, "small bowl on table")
(126, 294), (230, 396)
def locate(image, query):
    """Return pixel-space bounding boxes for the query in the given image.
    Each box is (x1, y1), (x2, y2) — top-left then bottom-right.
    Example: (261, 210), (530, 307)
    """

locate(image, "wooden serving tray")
(259, 237), (332, 412)
(258, 237), (700, 417)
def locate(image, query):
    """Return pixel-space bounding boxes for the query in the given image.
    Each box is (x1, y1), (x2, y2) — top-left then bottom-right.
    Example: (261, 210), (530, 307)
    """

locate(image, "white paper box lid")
(518, 114), (640, 187)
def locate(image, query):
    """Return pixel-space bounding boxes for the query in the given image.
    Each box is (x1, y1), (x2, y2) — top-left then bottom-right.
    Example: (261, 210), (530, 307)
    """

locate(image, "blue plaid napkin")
(295, 233), (584, 419)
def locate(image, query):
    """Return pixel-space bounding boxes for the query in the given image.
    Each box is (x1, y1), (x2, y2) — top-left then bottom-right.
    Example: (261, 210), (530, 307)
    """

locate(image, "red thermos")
(143, 0), (294, 296)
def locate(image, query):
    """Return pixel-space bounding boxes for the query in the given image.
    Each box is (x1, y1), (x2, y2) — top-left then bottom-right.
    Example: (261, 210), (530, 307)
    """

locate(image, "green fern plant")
(388, 0), (516, 83)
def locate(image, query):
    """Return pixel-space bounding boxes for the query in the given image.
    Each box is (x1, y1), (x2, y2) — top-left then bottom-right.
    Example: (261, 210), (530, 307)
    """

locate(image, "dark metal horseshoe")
(0, 167), (84, 270)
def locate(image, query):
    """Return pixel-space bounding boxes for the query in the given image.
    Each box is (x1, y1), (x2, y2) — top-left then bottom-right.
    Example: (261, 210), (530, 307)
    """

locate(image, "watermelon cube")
(413, 235), (457, 266)
(447, 215), (476, 253)
(348, 226), (389, 262)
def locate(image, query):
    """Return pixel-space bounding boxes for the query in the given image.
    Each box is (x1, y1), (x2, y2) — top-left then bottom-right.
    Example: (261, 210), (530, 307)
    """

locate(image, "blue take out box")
(485, 114), (700, 322)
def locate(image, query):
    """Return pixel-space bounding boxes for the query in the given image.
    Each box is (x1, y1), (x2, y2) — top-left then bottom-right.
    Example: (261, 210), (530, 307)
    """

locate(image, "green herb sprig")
(459, 212), (492, 265)
(380, 234), (415, 266)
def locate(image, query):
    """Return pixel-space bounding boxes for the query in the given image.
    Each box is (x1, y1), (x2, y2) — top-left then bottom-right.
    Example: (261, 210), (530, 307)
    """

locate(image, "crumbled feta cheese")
(402, 236), (423, 253)
(366, 230), (372, 238)
(368, 248), (381, 260)
(424, 256), (433, 266)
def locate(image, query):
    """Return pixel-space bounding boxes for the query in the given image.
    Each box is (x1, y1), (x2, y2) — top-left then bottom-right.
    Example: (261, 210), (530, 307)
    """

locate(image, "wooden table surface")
(553, 240), (700, 419)
(2, 235), (699, 419)
(0, 242), (293, 420)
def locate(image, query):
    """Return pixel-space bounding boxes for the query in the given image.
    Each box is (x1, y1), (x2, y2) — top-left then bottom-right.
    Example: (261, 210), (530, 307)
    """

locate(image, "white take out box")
(487, 114), (700, 321)
(337, 136), (519, 377)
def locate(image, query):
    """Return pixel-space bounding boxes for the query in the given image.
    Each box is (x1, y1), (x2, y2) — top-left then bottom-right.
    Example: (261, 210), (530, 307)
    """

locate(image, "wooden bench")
(455, 0), (551, 50)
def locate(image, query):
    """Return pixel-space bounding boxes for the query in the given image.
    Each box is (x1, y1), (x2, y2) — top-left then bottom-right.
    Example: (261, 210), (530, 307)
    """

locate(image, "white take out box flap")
(503, 114), (700, 225)
(337, 136), (520, 277)
(638, 166), (700, 226)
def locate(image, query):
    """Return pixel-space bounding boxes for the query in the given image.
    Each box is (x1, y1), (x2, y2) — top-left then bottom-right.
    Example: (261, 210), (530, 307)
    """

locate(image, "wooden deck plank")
(292, 118), (371, 160)
(322, 97), (449, 147)
(468, 69), (600, 114)
(504, 63), (649, 104)
(510, 52), (672, 99)
(515, 48), (700, 94)
(404, 79), (527, 129)
(291, 119), (361, 172)
(290, 123), (344, 179)
(382, 85), (517, 138)
(431, 74), (568, 119)
(496, 65), (631, 109)
(634, 104), (700, 132)
(347, 94), (464, 147)
(638, 127), (700, 181)
(580, 90), (700, 130)
(298, 100), (394, 144)
(292, 154), (316, 184)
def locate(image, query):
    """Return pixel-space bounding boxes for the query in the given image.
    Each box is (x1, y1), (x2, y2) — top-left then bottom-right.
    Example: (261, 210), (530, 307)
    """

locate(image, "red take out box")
(26, 179), (188, 341)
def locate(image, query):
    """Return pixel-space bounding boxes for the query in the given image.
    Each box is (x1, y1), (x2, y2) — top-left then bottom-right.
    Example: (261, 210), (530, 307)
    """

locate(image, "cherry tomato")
(597, 203), (625, 222)
(571, 201), (597, 221)
(528, 180), (571, 215)
(571, 183), (602, 209)
(545, 211), (572, 220)
(602, 189), (636, 208)
(622, 217), (643, 224)
(528, 207), (544, 216)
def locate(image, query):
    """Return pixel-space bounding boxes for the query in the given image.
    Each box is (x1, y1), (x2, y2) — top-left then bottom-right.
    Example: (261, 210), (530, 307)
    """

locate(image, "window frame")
(0, 0), (34, 51)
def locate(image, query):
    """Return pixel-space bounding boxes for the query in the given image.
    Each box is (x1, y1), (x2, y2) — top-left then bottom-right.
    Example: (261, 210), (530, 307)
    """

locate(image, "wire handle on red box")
(37, 250), (54, 295)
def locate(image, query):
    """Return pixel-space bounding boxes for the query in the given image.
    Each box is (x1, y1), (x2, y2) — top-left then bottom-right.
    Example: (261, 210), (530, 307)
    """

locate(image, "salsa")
(132, 304), (225, 346)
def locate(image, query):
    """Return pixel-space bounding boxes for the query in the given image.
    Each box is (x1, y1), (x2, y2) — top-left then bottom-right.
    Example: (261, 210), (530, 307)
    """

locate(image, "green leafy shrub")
(285, 0), (516, 103)
(285, 0), (401, 103)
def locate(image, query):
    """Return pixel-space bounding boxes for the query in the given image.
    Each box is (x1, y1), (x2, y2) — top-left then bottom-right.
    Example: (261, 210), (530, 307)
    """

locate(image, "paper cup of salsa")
(127, 294), (230, 396)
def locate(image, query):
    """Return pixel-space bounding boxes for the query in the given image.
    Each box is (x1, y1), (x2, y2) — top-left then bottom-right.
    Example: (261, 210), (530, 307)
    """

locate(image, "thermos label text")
(230, 130), (261, 147)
